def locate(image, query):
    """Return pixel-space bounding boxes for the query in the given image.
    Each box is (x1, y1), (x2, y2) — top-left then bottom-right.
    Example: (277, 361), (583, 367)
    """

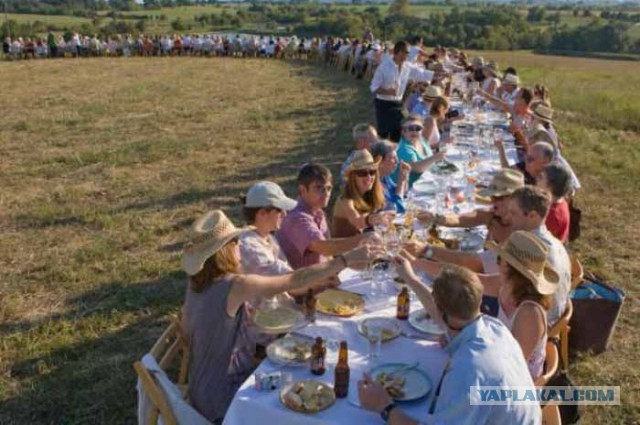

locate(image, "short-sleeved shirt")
(546, 199), (570, 244)
(380, 175), (406, 214)
(422, 315), (541, 424)
(276, 199), (331, 269)
(239, 231), (293, 276)
(392, 137), (434, 186)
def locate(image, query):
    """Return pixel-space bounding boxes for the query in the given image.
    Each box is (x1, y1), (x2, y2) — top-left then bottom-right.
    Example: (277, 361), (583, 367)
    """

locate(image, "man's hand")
(358, 373), (392, 413)
(403, 239), (427, 258)
(343, 242), (384, 270)
(392, 250), (420, 285)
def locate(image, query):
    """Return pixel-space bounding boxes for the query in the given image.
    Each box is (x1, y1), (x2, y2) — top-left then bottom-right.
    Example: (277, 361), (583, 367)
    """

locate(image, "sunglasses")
(354, 170), (377, 178)
(404, 125), (423, 132)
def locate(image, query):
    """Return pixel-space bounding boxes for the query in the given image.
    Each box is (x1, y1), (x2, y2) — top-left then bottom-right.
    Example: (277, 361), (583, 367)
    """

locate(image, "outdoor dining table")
(223, 106), (519, 425)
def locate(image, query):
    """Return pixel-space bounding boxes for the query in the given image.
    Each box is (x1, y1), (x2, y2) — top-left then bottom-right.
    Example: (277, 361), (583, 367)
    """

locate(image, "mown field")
(0, 52), (638, 424)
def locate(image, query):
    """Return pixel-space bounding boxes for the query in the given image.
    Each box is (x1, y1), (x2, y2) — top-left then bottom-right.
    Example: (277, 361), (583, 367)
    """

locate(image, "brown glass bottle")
(334, 341), (350, 398)
(397, 287), (410, 320)
(304, 289), (316, 323)
(310, 337), (326, 376)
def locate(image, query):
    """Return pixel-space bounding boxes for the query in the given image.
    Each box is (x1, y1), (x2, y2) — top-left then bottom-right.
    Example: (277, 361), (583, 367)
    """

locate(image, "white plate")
(357, 317), (401, 342)
(408, 309), (445, 336)
(370, 363), (432, 401)
(266, 334), (313, 366)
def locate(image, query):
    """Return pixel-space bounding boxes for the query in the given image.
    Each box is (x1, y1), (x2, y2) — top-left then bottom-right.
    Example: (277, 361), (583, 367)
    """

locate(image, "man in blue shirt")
(358, 263), (541, 425)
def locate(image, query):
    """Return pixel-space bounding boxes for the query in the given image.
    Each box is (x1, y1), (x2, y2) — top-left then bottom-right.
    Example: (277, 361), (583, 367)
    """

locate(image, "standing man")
(370, 40), (434, 142)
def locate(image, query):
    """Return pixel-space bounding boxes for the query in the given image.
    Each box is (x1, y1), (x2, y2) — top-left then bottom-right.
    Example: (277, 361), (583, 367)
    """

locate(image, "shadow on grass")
(1, 61), (374, 424)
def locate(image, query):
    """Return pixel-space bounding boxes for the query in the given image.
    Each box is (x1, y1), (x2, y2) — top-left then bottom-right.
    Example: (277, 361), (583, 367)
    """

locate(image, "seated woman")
(492, 231), (559, 379)
(422, 96), (449, 150)
(181, 209), (379, 424)
(391, 114), (444, 187)
(537, 163), (572, 243)
(481, 61), (501, 96)
(370, 140), (411, 214)
(332, 150), (387, 238)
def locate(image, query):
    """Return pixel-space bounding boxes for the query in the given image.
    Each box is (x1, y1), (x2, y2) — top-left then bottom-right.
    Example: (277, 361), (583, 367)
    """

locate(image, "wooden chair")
(535, 340), (559, 387)
(134, 318), (190, 425)
(570, 253), (584, 290)
(542, 403), (561, 425)
(549, 299), (573, 370)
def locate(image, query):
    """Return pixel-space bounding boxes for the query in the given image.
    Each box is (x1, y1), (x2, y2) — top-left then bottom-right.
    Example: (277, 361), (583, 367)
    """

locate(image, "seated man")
(496, 140), (554, 185)
(417, 169), (524, 247)
(277, 163), (370, 271)
(340, 123), (379, 183)
(358, 264), (541, 425)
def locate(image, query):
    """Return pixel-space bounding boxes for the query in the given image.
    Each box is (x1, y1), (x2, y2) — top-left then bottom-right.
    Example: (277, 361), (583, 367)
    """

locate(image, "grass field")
(0, 52), (639, 424)
(4, 12), (91, 26)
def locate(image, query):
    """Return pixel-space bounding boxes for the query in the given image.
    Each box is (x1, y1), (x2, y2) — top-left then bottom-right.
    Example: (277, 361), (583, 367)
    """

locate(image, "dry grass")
(0, 52), (638, 424)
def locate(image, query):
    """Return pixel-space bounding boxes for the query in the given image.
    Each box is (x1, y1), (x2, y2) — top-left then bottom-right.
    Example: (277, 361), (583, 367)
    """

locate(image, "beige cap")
(245, 181), (297, 211)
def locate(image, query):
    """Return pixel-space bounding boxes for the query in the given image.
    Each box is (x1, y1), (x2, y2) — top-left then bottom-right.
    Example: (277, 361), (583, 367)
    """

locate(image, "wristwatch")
(380, 402), (398, 422)
(424, 246), (435, 260)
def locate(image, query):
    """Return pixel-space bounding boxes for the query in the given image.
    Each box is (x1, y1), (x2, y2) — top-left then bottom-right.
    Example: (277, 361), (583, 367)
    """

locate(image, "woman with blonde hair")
(422, 96), (449, 149)
(332, 150), (387, 238)
(181, 209), (380, 423)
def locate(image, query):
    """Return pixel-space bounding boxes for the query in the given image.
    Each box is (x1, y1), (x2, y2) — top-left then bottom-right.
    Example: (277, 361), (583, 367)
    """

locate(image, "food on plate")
(273, 337), (312, 362)
(375, 372), (407, 398)
(427, 225), (460, 250)
(282, 380), (334, 412)
(316, 289), (364, 317)
(361, 324), (397, 342)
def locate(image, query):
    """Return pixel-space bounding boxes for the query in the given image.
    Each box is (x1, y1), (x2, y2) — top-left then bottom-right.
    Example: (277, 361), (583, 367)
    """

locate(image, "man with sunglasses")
(358, 263), (540, 425)
(277, 163), (372, 272)
(371, 40), (435, 142)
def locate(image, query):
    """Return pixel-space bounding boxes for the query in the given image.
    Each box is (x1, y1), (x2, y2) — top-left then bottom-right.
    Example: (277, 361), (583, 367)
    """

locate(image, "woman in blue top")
(370, 139), (411, 214)
(392, 114), (444, 187)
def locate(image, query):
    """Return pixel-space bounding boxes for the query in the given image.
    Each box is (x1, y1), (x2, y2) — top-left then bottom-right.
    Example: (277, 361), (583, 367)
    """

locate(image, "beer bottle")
(310, 337), (326, 376)
(334, 341), (350, 398)
(304, 288), (316, 323)
(397, 287), (410, 320)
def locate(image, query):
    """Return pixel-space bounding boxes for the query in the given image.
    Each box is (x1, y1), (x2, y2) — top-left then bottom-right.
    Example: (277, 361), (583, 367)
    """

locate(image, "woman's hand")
(399, 161), (411, 180)
(391, 250), (420, 285)
(432, 151), (445, 162)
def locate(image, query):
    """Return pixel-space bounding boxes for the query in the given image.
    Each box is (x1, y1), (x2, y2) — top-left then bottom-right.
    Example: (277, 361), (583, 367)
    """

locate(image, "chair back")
(570, 253), (584, 290)
(149, 318), (189, 387)
(535, 340), (559, 387)
(135, 360), (178, 425)
(549, 299), (573, 339)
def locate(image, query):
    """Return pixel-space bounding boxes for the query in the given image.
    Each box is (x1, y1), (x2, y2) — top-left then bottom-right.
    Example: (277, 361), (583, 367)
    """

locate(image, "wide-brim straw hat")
(477, 169), (525, 197)
(345, 149), (381, 174)
(532, 104), (554, 124)
(422, 85), (444, 101)
(487, 231), (559, 295)
(182, 210), (254, 276)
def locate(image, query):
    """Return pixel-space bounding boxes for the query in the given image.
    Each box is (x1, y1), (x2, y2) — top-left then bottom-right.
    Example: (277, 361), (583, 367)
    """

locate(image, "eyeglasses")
(354, 170), (377, 178)
(313, 184), (333, 194)
(404, 125), (423, 132)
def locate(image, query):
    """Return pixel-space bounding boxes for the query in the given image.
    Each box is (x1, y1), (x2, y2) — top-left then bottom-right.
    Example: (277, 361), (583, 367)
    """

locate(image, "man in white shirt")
(370, 40), (434, 142)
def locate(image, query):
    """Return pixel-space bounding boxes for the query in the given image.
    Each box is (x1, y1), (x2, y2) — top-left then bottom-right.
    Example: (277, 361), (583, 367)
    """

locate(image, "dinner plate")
(254, 307), (305, 334)
(438, 228), (486, 252)
(370, 363), (432, 402)
(357, 317), (401, 343)
(412, 180), (438, 196)
(316, 289), (365, 317)
(266, 334), (314, 366)
(430, 161), (459, 176)
(408, 308), (445, 336)
(280, 379), (336, 414)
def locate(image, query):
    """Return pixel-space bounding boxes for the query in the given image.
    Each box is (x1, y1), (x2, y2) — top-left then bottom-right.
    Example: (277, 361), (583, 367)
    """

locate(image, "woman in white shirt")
(422, 96), (449, 149)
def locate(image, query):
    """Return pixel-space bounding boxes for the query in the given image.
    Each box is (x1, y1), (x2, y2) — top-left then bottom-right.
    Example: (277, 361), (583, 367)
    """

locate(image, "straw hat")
(483, 61), (501, 78)
(532, 104), (554, 124)
(503, 73), (520, 86)
(488, 231), (559, 295)
(477, 169), (525, 198)
(471, 56), (485, 67)
(181, 210), (253, 276)
(345, 149), (381, 174)
(422, 85), (443, 101)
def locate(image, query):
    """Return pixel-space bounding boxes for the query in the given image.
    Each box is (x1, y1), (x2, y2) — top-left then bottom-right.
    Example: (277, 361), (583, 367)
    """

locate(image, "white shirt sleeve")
(409, 64), (434, 84)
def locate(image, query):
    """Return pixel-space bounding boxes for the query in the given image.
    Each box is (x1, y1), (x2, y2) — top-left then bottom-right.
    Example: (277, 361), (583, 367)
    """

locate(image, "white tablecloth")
(223, 268), (448, 425)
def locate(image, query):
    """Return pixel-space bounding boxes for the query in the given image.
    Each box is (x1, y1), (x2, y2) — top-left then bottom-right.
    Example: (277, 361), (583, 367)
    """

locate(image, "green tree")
(388, 0), (409, 17)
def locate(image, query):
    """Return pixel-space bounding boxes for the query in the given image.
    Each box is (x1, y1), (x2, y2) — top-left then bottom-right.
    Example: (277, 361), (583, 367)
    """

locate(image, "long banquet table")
(224, 107), (519, 425)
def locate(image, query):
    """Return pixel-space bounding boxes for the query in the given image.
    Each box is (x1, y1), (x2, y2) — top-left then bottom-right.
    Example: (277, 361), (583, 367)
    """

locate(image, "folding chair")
(535, 340), (559, 387)
(549, 299), (573, 369)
